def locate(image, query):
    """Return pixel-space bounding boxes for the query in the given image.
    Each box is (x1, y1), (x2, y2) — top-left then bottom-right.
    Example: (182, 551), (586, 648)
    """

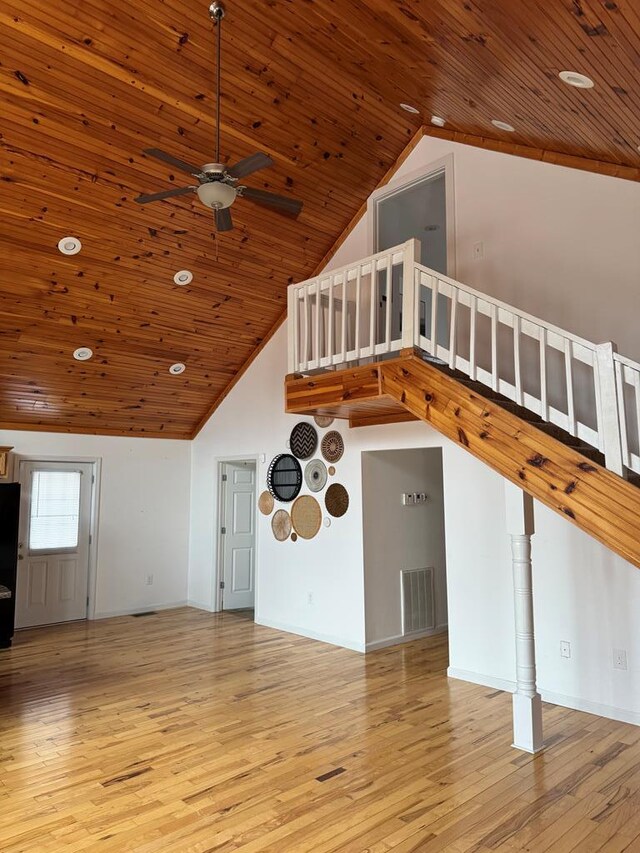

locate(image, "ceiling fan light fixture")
(197, 181), (237, 210)
(58, 236), (82, 255)
(174, 270), (193, 286)
(559, 71), (595, 89)
(430, 115), (446, 127)
(169, 362), (186, 375)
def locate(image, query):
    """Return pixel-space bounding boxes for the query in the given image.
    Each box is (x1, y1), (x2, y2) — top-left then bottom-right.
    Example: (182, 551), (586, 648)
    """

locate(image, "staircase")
(285, 241), (640, 569)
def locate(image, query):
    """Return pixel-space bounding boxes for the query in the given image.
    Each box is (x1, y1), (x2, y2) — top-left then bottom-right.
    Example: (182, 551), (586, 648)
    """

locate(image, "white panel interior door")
(15, 461), (93, 628)
(222, 461), (256, 610)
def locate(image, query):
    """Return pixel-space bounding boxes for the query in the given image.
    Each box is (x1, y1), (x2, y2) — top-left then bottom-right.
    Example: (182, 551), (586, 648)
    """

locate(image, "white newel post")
(401, 238), (420, 350)
(595, 341), (625, 477)
(504, 481), (543, 754)
(287, 285), (296, 374)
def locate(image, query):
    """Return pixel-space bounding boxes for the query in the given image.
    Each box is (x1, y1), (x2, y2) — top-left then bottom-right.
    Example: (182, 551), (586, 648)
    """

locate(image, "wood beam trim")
(190, 128), (425, 438)
(424, 128), (640, 183)
(380, 356), (640, 569)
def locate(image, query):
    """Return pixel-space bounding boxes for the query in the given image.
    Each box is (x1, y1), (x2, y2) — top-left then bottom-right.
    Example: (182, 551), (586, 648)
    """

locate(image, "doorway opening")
(216, 458), (257, 614)
(370, 155), (455, 349)
(361, 447), (449, 656)
(15, 458), (99, 629)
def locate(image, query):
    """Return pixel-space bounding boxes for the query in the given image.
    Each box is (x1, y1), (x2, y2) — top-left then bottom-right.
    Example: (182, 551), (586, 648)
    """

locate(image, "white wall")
(362, 448), (448, 648)
(0, 430), (191, 618)
(191, 134), (640, 724)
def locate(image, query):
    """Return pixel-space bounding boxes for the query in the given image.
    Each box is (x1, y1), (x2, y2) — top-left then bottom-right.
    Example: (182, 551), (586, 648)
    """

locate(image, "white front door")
(16, 461), (93, 628)
(221, 461), (256, 610)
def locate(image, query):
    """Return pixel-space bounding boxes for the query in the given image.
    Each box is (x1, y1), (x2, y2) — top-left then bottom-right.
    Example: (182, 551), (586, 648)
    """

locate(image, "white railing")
(287, 239), (639, 477)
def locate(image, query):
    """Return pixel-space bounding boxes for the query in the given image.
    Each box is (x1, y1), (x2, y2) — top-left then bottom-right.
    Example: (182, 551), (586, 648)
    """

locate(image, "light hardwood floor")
(1, 608), (640, 852)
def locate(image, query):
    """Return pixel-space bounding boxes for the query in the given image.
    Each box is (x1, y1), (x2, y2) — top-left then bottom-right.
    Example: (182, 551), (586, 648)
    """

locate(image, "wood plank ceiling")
(1, 0), (639, 438)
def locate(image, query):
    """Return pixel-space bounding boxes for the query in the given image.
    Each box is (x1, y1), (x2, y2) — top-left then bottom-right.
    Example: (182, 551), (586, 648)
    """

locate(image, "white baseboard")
(538, 689), (640, 728)
(447, 667), (640, 728)
(187, 599), (217, 612)
(447, 667), (516, 694)
(92, 600), (188, 620)
(366, 624), (448, 652)
(255, 616), (365, 653)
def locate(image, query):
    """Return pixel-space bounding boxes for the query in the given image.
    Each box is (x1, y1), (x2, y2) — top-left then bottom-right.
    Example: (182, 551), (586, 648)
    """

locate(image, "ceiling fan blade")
(227, 152), (274, 179)
(143, 148), (203, 177)
(134, 186), (196, 204)
(241, 187), (303, 217)
(215, 207), (234, 232)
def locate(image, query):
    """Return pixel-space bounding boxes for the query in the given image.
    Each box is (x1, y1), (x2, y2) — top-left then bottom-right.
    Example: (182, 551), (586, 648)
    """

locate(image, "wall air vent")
(401, 567), (435, 635)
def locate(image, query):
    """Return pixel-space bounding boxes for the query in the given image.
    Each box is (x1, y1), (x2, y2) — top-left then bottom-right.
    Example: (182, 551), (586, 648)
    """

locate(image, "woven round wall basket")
(291, 495), (322, 540)
(321, 430), (344, 464)
(289, 421), (318, 460)
(314, 415), (334, 428)
(267, 454), (302, 502)
(304, 459), (327, 493)
(272, 509), (292, 542)
(325, 483), (349, 518)
(258, 491), (274, 515)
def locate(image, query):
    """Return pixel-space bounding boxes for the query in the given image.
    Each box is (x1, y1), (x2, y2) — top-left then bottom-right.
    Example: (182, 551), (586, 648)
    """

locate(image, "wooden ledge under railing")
(285, 352), (640, 570)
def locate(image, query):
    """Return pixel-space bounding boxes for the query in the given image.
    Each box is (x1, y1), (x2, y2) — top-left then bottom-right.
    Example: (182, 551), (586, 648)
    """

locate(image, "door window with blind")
(28, 470), (82, 553)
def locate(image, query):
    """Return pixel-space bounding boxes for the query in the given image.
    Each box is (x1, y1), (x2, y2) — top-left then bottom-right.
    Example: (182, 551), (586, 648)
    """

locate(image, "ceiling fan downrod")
(208, 2), (225, 164)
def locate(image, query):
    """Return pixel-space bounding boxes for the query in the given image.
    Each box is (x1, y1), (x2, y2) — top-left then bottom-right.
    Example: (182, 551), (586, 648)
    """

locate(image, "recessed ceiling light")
(491, 119), (515, 133)
(169, 362), (186, 375)
(58, 236), (82, 255)
(559, 70), (595, 89)
(173, 270), (193, 286)
(400, 103), (420, 114)
(73, 347), (93, 361)
(430, 115), (446, 127)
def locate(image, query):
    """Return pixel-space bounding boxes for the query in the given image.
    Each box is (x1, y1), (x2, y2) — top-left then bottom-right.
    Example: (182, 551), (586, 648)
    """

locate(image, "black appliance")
(0, 483), (20, 648)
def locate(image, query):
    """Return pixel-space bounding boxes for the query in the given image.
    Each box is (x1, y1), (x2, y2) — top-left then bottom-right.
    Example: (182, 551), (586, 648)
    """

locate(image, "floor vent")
(401, 567), (435, 635)
(132, 611), (157, 618)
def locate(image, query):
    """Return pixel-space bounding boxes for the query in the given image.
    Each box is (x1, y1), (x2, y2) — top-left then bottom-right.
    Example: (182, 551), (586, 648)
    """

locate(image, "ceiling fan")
(134, 1), (303, 232)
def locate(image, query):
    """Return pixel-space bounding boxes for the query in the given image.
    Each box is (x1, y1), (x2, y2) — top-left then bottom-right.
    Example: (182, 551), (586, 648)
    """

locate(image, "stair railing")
(287, 240), (639, 477)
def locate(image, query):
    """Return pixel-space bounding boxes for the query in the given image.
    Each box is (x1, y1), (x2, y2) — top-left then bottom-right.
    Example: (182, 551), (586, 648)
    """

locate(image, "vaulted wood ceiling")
(1, 0), (639, 438)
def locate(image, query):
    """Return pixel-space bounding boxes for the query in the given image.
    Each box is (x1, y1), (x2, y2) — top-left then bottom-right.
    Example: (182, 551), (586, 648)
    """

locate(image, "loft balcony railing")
(287, 239), (640, 478)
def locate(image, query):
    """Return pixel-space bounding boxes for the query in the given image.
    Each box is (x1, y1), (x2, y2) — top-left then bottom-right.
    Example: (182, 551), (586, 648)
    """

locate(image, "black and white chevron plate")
(290, 421), (318, 460)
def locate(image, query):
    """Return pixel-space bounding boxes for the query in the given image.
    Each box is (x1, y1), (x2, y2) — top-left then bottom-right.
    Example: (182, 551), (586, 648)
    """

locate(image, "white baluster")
(539, 327), (548, 422)
(514, 315), (523, 406)
(565, 338), (576, 436)
(401, 239), (418, 350)
(354, 267), (361, 357)
(430, 276), (438, 357)
(490, 302), (498, 392)
(595, 342), (624, 476)
(448, 288), (458, 370)
(469, 294), (477, 380)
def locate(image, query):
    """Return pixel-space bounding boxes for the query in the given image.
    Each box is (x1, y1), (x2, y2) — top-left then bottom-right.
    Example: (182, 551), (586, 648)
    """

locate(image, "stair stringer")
(380, 356), (640, 571)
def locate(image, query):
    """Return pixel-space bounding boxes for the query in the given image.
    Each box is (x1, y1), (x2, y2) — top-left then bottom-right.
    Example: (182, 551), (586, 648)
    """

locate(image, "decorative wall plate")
(321, 430), (344, 464)
(328, 466), (336, 476)
(291, 495), (322, 540)
(325, 483), (349, 517)
(258, 491), (274, 515)
(304, 459), (327, 493)
(314, 415), (334, 428)
(272, 509), (292, 541)
(291, 532), (298, 542)
(290, 421), (318, 460)
(267, 454), (302, 502)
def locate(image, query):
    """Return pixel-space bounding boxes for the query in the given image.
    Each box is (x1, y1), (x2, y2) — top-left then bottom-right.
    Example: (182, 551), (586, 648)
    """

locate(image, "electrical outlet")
(145, 574), (154, 586)
(307, 592), (314, 606)
(473, 241), (484, 261)
(613, 648), (628, 670)
(560, 640), (571, 659)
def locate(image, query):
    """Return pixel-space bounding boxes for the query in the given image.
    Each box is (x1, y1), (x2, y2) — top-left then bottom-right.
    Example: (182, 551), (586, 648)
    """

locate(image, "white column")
(504, 481), (543, 754)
